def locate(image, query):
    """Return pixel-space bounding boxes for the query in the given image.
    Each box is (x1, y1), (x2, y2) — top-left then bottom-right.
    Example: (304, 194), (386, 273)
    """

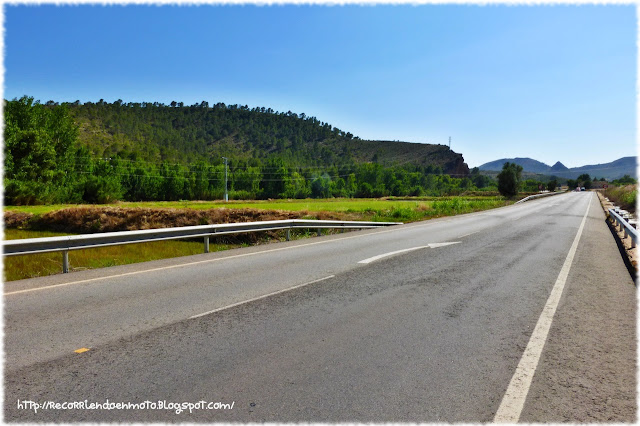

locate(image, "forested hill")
(5, 96), (478, 205)
(65, 99), (469, 175)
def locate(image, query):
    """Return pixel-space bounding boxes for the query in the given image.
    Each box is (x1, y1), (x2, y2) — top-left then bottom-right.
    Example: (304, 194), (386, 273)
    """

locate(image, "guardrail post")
(62, 250), (69, 273)
(1, 220), (404, 270)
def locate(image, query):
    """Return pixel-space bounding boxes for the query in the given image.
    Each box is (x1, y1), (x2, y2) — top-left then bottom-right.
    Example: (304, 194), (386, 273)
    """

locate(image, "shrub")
(605, 185), (637, 213)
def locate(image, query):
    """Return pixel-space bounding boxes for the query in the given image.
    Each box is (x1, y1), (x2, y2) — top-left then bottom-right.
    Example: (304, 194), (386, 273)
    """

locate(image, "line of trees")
(496, 162), (559, 197)
(4, 96), (496, 205)
(496, 162), (637, 198)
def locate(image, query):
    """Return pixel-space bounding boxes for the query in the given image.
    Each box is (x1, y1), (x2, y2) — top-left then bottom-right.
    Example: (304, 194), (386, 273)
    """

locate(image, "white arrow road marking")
(427, 242), (461, 249)
(358, 242), (460, 264)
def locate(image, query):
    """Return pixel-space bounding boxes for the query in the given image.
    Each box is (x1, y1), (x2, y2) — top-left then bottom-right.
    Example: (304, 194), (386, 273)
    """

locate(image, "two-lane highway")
(4, 192), (636, 422)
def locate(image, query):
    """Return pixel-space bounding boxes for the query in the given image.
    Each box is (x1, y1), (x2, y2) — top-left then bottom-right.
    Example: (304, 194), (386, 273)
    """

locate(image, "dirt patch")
(3, 206), (359, 233)
(4, 206), (363, 246)
(3, 211), (34, 229)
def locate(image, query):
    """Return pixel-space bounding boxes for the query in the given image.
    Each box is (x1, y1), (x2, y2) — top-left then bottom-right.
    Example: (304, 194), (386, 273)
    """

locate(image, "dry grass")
(3, 229), (240, 281)
(4, 206), (353, 234)
(604, 185), (637, 214)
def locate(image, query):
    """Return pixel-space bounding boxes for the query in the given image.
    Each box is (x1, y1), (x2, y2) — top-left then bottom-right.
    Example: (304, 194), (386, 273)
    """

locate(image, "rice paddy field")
(4, 196), (512, 281)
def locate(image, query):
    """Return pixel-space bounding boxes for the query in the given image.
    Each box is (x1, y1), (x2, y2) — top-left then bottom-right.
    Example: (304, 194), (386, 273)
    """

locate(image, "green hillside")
(66, 99), (468, 174)
(4, 96), (478, 205)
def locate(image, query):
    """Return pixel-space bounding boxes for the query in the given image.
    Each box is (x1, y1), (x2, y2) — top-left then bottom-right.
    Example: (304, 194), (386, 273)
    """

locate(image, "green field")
(5, 196), (510, 220)
(5, 198), (437, 214)
(4, 196), (512, 281)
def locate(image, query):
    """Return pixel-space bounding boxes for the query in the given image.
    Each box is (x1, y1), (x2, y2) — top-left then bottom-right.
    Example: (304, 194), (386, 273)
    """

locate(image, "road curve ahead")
(4, 192), (636, 422)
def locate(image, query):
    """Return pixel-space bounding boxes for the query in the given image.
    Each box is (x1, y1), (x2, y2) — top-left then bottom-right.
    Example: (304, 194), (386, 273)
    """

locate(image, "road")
(4, 192), (636, 422)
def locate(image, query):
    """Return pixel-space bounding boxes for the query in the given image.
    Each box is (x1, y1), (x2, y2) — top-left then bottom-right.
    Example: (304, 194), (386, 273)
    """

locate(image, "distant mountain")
(568, 157), (636, 180)
(549, 161), (569, 172)
(479, 157), (551, 174)
(479, 156), (636, 181)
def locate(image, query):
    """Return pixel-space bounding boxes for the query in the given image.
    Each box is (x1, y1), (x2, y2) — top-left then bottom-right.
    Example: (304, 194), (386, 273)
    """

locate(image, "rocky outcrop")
(444, 153), (471, 177)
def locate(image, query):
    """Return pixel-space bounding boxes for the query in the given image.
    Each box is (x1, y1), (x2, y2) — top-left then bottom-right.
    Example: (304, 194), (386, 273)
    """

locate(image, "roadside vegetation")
(5, 198), (513, 230)
(4, 197), (512, 281)
(6, 97), (632, 281)
(496, 161), (561, 198)
(604, 184), (637, 214)
(3, 229), (240, 281)
(5, 96), (487, 205)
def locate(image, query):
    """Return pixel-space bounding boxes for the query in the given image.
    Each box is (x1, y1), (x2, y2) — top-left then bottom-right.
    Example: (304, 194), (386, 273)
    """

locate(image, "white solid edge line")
(494, 194), (592, 423)
(358, 246), (430, 264)
(189, 275), (335, 319)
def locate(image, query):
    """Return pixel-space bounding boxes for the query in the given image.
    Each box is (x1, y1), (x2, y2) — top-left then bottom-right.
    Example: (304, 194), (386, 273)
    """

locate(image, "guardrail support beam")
(608, 208), (638, 249)
(62, 250), (69, 273)
(2, 219), (403, 262)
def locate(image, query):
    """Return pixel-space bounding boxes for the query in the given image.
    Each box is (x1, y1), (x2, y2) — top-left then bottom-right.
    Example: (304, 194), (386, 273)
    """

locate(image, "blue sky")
(4, 4), (636, 168)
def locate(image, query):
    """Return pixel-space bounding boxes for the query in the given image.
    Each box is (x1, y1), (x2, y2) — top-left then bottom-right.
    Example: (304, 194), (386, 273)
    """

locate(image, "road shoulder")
(520, 194), (637, 422)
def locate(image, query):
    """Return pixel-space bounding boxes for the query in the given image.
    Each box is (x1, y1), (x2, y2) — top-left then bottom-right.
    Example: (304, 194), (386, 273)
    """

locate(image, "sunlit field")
(4, 196), (513, 281)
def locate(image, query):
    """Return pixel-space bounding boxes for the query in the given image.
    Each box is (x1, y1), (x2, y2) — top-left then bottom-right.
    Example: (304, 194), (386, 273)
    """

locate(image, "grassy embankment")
(603, 185), (637, 213)
(4, 197), (511, 281)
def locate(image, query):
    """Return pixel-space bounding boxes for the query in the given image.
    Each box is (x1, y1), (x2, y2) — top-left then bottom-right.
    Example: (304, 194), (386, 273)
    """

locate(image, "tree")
(470, 167), (493, 189)
(577, 173), (592, 189)
(4, 96), (79, 203)
(497, 162), (523, 198)
(311, 174), (332, 198)
(522, 179), (544, 192)
(612, 175), (637, 185)
(547, 179), (558, 192)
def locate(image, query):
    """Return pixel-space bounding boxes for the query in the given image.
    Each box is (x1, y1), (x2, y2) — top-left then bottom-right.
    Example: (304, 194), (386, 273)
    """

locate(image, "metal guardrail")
(2, 219), (402, 274)
(515, 191), (566, 204)
(608, 209), (637, 249)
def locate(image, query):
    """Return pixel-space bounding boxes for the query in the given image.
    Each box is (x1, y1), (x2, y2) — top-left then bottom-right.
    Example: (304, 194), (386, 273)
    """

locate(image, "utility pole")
(222, 157), (228, 202)
(449, 136), (451, 149)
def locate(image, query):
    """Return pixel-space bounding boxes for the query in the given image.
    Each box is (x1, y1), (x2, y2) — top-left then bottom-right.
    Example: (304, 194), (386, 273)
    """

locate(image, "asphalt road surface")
(4, 192), (636, 422)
